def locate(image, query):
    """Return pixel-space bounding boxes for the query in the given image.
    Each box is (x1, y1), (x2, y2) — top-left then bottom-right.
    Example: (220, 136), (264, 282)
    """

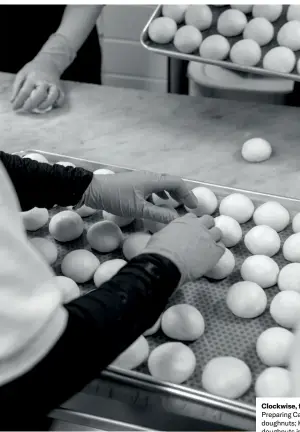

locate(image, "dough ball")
(144, 315), (162, 336)
(174, 26), (202, 54)
(231, 5), (253, 14)
(230, 39), (261, 67)
(252, 4), (283, 22)
(287, 5), (300, 22)
(93, 258), (127, 288)
(226, 281), (267, 319)
(242, 137), (272, 163)
(54, 275), (81, 303)
(214, 215), (242, 248)
(148, 342), (196, 384)
(111, 336), (149, 370)
(205, 248), (235, 280)
(185, 186), (218, 216)
(292, 213), (300, 233)
(122, 232), (151, 260)
(161, 304), (205, 341)
(256, 327), (294, 367)
(55, 161), (76, 168)
(185, 5), (213, 31)
(270, 291), (300, 329)
(21, 207), (49, 231)
(219, 193), (254, 224)
(162, 5), (187, 23)
(263, 47), (296, 74)
(152, 192), (179, 209)
(148, 17), (177, 44)
(241, 255), (279, 288)
(94, 168), (115, 175)
(199, 35), (230, 60)
(202, 357), (252, 399)
(283, 233), (300, 262)
(23, 153), (49, 164)
(76, 205), (97, 218)
(102, 210), (134, 228)
(49, 210), (84, 242)
(253, 201), (290, 232)
(243, 17), (274, 46)
(278, 263), (300, 292)
(217, 10), (247, 37)
(87, 221), (123, 253)
(244, 225), (281, 257)
(277, 21), (300, 51)
(61, 249), (100, 283)
(30, 237), (58, 265)
(255, 367), (291, 397)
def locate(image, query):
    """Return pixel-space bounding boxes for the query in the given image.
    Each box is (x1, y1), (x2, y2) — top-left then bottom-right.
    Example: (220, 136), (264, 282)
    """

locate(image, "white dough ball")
(278, 263), (300, 292)
(253, 201), (290, 232)
(111, 336), (149, 370)
(243, 18), (274, 46)
(152, 192), (179, 209)
(61, 249), (100, 283)
(252, 4), (283, 22)
(255, 367), (292, 397)
(283, 233), (300, 263)
(102, 210), (134, 228)
(244, 225), (281, 257)
(185, 186), (218, 216)
(230, 39), (261, 67)
(292, 213), (300, 233)
(94, 168), (115, 175)
(122, 232), (151, 260)
(242, 137), (272, 163)
(144, 315), (162, 336)
(54, 275), (81, 303)
(277, 21), (300, 52)
(55, 161), (76, 168)
(205, 248), (235, 280)
(161, 304), (205, 341)
(23, 153), (49, 164)
(226, 281), (267, 319)
(185, 5), (213, 31)
(93, 258), (127, 288)
(21, 207), (49, 231)
(174, 26), (203, 54)
(87, 221), (123, 253)
(162, 5), (187, 23)
(49, 210), (84, 242)
(219, 193), (254, 224)
(148, 342), (196, 384)
(199, 34), (230, 60)
(241, 255), (279, 288)
(148, 17), (177, 44)
(287, 5), (300, 22)
(263, 47), (296, 74)
(231, 5), (253, 14)
(270, 291), (300, 329)
(30, 237), (58, 265)
(202, 357), (252, 399)
(214, 215), (243, 248)
(75, 205), (97, 217)
(256, 327), (295, 367)
(217, 10), (247, 37)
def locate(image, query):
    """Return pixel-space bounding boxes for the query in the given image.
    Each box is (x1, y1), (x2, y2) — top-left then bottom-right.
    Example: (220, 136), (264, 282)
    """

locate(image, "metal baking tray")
(141, 5), (300, 82)
(14, 149), (300, 431)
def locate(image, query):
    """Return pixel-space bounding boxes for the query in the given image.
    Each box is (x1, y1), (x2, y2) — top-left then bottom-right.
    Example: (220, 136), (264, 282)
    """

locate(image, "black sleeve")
(0, 151), (93, 211)
(0, 253), (180, 431)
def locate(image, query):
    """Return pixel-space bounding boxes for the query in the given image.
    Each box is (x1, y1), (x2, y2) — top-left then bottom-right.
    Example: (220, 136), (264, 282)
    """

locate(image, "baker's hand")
(141, 214), (225, 286)
(83, 171), (198, 224)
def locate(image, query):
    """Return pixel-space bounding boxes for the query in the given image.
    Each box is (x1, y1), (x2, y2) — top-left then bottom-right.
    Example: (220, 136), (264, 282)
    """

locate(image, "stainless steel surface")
(141, 5), (300, 82)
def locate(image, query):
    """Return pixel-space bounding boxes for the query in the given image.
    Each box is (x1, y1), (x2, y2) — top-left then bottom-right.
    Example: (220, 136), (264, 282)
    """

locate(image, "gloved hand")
(83, 171), (198, 224)
(141, 214), (225, 286)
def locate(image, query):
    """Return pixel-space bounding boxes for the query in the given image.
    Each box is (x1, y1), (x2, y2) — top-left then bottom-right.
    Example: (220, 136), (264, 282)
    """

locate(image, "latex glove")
(83, 171), (198, 224)
(141, 214), (225, 286)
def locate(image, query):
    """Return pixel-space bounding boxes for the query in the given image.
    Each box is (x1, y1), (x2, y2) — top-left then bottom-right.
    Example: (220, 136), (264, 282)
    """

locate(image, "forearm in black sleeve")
(0, 253), (180, 431)
(0, 151), (93, 211)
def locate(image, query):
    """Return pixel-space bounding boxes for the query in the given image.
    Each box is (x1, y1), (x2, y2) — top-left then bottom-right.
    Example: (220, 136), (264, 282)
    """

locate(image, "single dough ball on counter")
(219, 193), (254, 224)
(205, 248), (235, 280)
(102, 210), (134, 228)
(263, 47), (296, 74)
(278, 263), (300, 292)
(148, 342), (196, 384)
(111, 336), (149, 370)
(231, 5), (253, 14)
(252, 4), (283, 22)
(241, 255), (279, 288)
(148, 17), (177, 44)
(61, 249), (100, 283)
(243, 18), (274, 47)
(174, 26), (203, 54)
(226, 281), (267, 319)
(270, 291), (300, 329)
(87, 221), (123, 253)
(253, 201), (290, 232)
(214, 215), (242, 248)
(242, 137), (272, 163)
(283, 233), (300, 262)
(161, 304), (205, 341)
(185, 186), (218, 216)
(144, 315), (162, 337)
(287, 5), (300, 21)
(23, 153), (49, 164)
(152, 192), (179, 209)
(30, 237), (58, 265)
(217, 10), (247, 37)
(49, 210), (84, 242)
(202, 357), (252, 399)
(55, 161), (76, 168)
(256, 327), (295, 367)
(199, 35), (230, 60)
(76, 205), (97, 218)
(255, 367), (291, 397)
(277, 21), (300, 52)
(122, 232), (151, 261)
(230, 39), (262, 67)
(185, 5), (212, 31)
(21, 207), (49, 231)
(54, 275), (81, 303)
(94, 168), (115, 175)
(244, 225), (281, 257)
(292, 213), (300, 233)
(93, 258), (127, 288)
(162, 5), (187, 23)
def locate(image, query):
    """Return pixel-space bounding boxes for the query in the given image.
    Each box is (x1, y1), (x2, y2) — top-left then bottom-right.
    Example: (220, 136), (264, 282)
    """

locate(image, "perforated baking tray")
(141, 5), (300, 82)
